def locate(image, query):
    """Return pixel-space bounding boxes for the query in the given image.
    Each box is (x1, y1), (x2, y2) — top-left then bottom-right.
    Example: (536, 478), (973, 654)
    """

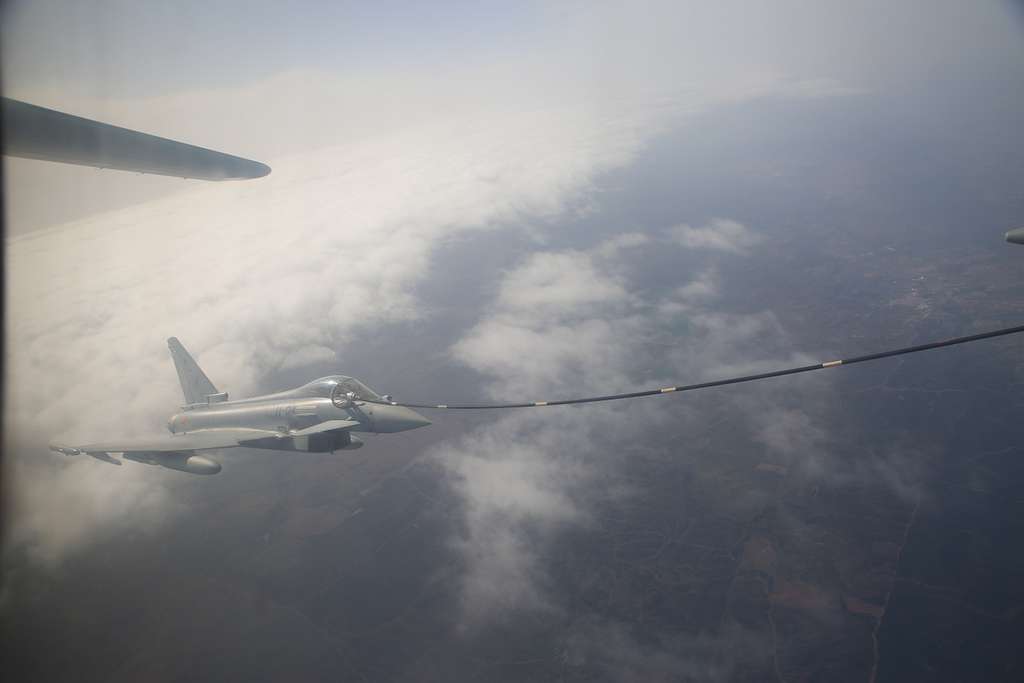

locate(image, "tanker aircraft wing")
(2, 97), (271, 180)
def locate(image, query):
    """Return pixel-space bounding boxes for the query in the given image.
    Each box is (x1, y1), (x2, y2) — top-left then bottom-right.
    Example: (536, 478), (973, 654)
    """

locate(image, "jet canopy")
(295, 376), (383, 401)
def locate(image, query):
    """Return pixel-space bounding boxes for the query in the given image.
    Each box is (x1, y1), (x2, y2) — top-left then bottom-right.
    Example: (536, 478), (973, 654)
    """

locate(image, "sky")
(4, 2), (1024, 681)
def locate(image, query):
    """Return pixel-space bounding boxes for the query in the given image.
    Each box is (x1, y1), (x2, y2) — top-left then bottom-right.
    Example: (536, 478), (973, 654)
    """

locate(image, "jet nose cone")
(398, 407), (431, 430)
(375, 406), (432, 432)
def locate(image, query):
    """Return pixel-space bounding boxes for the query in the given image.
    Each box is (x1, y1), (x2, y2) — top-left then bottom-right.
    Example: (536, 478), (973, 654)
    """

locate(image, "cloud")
(438, 238), (662, 620)
(436, 220), (927, 638)
(667, 218), (763, 253)
(452, 244), (643, 400)
(748, 401), (926, 502)
(431, 222), (938, 677)
(436, 231), (839, 627)
(654, 269), (722, 320)
(2, 443), (184, 568)
(563, 618), (770, 683)
(439, 411), (601, 623)
(495, 250), (632, 318)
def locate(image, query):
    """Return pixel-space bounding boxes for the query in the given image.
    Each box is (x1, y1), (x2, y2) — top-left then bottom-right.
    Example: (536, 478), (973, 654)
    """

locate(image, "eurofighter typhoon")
(49, 338), (431, 475)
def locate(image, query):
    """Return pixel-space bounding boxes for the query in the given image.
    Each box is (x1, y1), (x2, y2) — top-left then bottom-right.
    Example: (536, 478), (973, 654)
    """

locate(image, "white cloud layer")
(668, 218), (763, 253)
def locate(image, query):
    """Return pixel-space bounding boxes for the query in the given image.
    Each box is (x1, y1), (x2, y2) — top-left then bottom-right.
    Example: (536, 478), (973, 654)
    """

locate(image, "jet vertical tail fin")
(167, 337), (220, 405)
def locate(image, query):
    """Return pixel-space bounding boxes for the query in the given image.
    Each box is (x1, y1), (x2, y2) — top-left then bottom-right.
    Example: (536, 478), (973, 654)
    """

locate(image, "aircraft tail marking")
(167, 337), (219, 405)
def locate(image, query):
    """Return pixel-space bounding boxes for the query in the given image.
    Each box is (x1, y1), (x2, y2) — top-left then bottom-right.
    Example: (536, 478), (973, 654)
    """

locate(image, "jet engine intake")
(306, 431), (362, 452)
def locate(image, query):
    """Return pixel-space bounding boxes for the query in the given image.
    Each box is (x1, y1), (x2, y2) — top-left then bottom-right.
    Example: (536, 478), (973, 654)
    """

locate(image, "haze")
(3, 2), (1024, 681)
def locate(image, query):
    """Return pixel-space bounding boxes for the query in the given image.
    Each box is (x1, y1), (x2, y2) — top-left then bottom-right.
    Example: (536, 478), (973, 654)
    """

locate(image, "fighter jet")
(49, 337), (430, 475)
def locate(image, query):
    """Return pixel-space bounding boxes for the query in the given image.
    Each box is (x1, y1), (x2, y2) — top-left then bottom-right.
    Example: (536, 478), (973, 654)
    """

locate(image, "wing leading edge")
(167, 337), (221, 405)
(2, 97), (271, 180)
(54, 421), (364, 464)
(60, 428), (284, 455)
(48, 429), (280, 473)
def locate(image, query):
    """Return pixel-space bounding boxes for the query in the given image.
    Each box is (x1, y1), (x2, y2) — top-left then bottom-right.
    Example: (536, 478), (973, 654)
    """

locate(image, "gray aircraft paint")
(2, 98), (271, 180)
(50, 338), (430, 475)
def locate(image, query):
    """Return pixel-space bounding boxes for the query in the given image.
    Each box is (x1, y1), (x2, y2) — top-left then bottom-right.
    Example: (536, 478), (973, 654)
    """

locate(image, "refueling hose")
(363, 323), (1024, 410)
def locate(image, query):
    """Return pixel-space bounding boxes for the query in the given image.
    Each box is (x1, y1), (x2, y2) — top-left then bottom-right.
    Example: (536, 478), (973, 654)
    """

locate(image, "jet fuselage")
(169, 395), (430, 442)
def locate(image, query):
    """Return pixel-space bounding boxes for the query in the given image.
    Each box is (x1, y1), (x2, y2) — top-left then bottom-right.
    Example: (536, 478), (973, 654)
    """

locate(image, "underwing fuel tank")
(124, 452), (222, 475)
(1006, 227), (1024, 245)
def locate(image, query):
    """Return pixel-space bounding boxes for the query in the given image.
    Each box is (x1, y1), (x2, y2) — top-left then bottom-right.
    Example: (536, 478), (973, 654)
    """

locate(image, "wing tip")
(249, 161), (272, 179)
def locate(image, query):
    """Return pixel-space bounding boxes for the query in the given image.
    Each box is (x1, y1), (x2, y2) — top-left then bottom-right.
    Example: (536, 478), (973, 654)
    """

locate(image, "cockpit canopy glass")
(296, 375), (383, 401)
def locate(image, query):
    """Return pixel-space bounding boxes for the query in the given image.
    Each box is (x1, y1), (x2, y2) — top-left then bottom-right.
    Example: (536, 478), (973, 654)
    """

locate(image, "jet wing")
(52, 428), (282, 456)
(52, 421), (360, 456)
(86, 450), (123, 466)
(2, 97), (271, 180)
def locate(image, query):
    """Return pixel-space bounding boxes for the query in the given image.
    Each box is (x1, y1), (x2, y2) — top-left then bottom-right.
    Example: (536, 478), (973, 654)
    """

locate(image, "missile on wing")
(50, 444), (123, 465)
(1006, 228), (1024, 245)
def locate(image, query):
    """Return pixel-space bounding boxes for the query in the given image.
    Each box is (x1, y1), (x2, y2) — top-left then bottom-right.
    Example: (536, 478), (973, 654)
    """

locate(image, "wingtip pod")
(249, 161), (272, 179)
(1006, 228), (1024, 245)
(49, 443), (82, 456)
